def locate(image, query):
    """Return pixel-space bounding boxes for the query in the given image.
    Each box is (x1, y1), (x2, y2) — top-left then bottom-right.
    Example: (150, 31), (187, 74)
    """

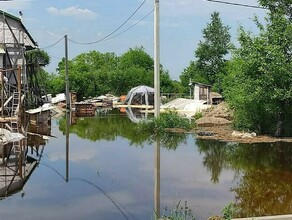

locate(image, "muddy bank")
(194, 102), (292, 143)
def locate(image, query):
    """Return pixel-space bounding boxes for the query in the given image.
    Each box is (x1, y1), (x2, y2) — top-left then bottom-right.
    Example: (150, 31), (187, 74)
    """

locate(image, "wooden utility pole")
(154, 0), (160, 117)
(65, 35), (69, 110)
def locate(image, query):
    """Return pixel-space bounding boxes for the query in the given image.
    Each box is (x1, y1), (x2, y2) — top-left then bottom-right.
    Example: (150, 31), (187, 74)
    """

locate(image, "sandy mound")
(196, 116), (231, 126)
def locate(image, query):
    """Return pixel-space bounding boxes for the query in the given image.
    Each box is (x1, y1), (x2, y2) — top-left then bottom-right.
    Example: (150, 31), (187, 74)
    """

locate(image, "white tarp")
(0, 129), (25, 144)
(124, 85), (154, 106)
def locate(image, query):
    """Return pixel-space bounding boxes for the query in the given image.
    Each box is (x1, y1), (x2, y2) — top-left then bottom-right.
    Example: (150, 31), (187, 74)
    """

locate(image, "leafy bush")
(137, 110), (194, 132)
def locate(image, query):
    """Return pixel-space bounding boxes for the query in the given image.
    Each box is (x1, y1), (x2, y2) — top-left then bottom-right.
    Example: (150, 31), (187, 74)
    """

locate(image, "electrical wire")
(39, 36), (65, 50)
(100, 9), (154, 43)
(205, 0), (266, 10)
(40, 163), (132, 220)
(69, 0), (147, 45)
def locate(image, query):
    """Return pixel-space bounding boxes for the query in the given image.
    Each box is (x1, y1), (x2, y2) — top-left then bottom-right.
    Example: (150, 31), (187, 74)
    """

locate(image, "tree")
(195, 12), (231, 91)
(258, 0), (292, 19)
(223, 12), (292, 136)
(50, 47), (180, 100)
(179, 61), (209, 94)
(26, 49), (50, 66)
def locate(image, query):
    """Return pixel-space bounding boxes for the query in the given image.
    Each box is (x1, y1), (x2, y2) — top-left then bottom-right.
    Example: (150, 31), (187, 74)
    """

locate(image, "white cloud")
(0, 0), (32, 11)
(47, 5), (98, 20)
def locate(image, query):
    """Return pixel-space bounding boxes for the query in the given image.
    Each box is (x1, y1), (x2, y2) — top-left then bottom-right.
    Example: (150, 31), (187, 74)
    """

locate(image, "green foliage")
(221, 203), (236, 220)
(223, 12), (292, 136)
(195, 12), (231, 91)
(26, 49), (50, 66)
(193, 112), (203, 120)
(161, 201), (196, 220)
(137, 111), (194, 133)
(180, 12), (231, 93)
(258, 0), (292, 18)
(47, 46), (180, 100)
(179, 61), (209, 94)
(58, 109), (191, 150)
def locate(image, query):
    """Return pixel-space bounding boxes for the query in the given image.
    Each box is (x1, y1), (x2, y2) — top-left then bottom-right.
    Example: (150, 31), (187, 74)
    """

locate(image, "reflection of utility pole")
(154, 0), (160, 117)
(65, 35), (69, 110)
(154, 140), (160, 219)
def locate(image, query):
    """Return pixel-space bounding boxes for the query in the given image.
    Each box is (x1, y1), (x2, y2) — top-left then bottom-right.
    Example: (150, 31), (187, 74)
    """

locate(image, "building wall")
(193, 84), (211, 104)
(194, 85), (200, 100)
(0, 14), (35, 47)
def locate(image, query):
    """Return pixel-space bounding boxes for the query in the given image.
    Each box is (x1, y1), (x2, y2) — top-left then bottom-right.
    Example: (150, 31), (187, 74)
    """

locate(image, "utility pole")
(154, 0), (160, 117)
(154, 2), (160, 219)
(65, 35), (69, 110)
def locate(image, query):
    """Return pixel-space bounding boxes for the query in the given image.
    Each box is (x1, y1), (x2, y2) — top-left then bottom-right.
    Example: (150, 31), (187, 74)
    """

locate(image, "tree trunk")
(274, 110), (285, 137)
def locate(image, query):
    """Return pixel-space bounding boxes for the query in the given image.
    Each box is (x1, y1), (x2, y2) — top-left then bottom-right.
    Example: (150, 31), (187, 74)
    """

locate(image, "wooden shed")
(189, 82), (212, 104)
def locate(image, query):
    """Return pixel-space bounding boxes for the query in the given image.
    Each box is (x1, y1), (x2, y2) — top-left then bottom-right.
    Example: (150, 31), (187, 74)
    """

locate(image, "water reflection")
(58, 108), (190, 150)
(154, 140), (160, 219)
(197, 140), (292, 218)
(60, 109), (292, 218)
(125, 107), (150, 123)
(0, 123), (49, 199)
(2, 108), (290, 219)
(196, 140), (230, 183)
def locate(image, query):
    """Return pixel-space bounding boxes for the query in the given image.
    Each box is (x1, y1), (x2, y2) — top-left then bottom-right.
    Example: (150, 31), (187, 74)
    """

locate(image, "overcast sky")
(1, 0), (266, 80)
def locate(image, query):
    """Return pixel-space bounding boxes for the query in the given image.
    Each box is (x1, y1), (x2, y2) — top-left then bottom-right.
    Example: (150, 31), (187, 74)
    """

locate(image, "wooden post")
(17, 66), (22, 127)
(17, 66), (21, 95)
(19, 140), (23, 178)
(1, 70), (4, 117)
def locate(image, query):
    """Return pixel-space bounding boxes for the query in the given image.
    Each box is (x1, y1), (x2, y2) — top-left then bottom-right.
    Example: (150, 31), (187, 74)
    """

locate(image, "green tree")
(180, 61), (209, 94)
(26, 49), (50, 66)
(258, 0), (292, 18)
(195, 12), (231, 91)
(223, 11), (292, 136)
(50, 47), (180, 100)
(117, 46), (179, 95)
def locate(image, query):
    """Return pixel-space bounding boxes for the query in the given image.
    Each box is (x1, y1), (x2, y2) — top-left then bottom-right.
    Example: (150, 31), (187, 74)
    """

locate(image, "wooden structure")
(75, 103), (96, 117)
(0, 10), (39, 128)
(190, 82), (212, 105)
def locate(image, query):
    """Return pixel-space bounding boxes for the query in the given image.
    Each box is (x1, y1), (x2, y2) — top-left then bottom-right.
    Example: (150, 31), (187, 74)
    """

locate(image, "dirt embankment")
(195, 102), (292, 143)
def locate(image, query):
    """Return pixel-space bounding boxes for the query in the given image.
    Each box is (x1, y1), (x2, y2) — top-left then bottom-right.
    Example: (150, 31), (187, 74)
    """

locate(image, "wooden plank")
(0, 95), (13, 112)
(115, 104), (154, 109)
(0, 117), (17, 123)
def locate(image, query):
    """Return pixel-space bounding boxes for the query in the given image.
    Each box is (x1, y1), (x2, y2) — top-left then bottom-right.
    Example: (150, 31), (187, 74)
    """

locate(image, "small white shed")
(190, 82), (212, 104)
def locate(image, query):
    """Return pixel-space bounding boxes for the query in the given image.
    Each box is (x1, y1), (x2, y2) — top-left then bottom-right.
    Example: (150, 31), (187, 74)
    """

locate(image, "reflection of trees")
(149, 132), (190, 150)
(197, 140), (292, 217)
(196, 140), (230, 183)
(232, 169), (292, 218)
(58, 110), (189, 150)
(229, 142), (292, 218)
(59, 111), (148, 145)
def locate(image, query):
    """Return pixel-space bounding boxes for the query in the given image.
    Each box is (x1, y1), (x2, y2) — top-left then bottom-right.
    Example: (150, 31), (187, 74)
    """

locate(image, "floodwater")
(0, 109), (292, 220)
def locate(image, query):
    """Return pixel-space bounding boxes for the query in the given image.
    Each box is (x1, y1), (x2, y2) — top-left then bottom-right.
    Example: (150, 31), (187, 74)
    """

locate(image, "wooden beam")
(0, 117), (17, 123)
(0, 95), (13, 112)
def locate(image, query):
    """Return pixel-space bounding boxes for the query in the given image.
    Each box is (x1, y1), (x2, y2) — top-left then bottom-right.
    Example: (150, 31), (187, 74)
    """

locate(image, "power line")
(39, 36), (65, 50)
(100, 9), (154, 43)
(69, 0), (148, 45)
(205, 0), (266, 10)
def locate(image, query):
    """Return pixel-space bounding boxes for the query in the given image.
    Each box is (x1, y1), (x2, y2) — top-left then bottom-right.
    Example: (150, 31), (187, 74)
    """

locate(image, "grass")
(161, 201), (196, 220)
